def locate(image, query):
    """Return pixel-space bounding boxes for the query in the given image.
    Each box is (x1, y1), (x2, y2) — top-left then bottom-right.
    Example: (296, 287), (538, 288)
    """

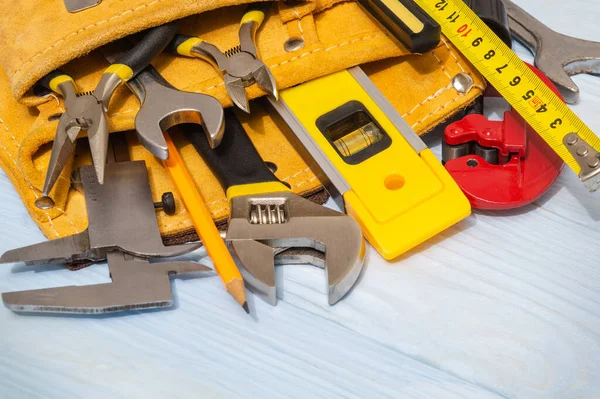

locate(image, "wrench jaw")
(230, 240), (277, 305)
(132, 72), (226, 152)
(507, 1), (600, 105)
(227, 192), (366, 305)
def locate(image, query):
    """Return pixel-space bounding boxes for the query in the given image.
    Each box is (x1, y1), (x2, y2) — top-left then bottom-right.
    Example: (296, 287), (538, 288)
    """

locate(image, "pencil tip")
(242, 301), (250, 314)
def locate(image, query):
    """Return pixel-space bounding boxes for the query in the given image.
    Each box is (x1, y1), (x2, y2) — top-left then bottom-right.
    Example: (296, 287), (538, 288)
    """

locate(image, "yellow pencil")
(162, 132), (248, 313)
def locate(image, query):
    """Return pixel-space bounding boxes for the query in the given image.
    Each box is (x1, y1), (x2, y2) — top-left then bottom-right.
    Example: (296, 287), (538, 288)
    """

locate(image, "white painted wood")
(1, 1), (599, 397)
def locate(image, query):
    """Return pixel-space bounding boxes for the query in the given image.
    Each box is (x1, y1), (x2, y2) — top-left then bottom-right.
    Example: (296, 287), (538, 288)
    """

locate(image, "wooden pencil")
(162, 132), (248, 313)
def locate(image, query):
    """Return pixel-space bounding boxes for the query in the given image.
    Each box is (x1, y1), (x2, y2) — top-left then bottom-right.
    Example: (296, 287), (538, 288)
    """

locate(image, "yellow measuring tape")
(414, 0), (600, 191)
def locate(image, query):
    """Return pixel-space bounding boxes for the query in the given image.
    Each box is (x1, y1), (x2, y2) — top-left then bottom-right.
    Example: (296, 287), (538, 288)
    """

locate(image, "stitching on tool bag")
(0, 118), (61, 237)
(405, 41), (483, 128)
(293, 7), (305, 39)
(441, 37), (466, 73)
(0, 116), (21, 150)
(179, 34), (386, 94)
(13, 0), (163, 78)
(281, 166), (311, 181)
(269, 34), (386, 68)
(291, 175), (318, 188)
(55, 207), (80, 233)
(431, 50), (452, 81)
(0, 116), (81, 236)
(402, 84), (453, 118)
(410, 96), (465, 128)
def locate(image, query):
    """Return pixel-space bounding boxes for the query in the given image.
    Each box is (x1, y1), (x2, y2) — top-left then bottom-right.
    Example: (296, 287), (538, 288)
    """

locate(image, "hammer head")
(133, 77), (225, 158)
(227, 191), (366, 305)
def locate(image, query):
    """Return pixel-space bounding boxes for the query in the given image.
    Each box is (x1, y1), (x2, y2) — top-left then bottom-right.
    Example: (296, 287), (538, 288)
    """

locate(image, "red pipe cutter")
(442, 64), (565, 210)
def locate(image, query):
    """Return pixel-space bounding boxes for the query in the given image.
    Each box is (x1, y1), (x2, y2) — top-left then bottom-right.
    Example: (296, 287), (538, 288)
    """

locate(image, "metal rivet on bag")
(284, 37), (305, 52)
(452, 73), (474, 94)
(265, 161), (278, 173)
(34, 196), (55, 210)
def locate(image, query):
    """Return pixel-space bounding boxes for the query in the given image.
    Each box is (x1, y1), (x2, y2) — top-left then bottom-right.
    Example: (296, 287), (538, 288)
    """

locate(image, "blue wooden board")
(1, 1), (600, 397)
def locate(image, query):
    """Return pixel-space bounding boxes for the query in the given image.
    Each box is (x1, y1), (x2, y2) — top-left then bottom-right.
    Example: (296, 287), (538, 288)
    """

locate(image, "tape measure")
(414, 0), (600, 191)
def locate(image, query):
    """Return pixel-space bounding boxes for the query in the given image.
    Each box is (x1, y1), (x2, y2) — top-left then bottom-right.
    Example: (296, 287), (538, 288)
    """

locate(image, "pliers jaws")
(169, 4), (278, 113)
(36, 74), (119, 209)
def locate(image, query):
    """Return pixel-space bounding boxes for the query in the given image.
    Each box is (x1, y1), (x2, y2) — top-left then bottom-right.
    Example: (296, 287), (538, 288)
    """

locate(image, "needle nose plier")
(35, 21), (180, 210)
(167, 2), (278, 113)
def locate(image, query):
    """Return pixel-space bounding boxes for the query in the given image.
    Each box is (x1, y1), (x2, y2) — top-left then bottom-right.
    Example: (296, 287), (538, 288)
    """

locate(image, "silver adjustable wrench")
(505, 0), (600, 104)
(186, 109), (366, 306)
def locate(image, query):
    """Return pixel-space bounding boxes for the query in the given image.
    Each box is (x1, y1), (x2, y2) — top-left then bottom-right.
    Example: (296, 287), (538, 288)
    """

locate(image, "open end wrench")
(505, 0), (600, 104)
(186, 109), (366, 306)
(102, 50), (225, 157)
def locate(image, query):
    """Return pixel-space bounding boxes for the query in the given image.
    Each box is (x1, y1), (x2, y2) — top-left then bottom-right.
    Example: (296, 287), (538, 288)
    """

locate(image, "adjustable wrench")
(505, 0), (600, 104)
(186, 109), (366, 305)
(3, 248), (324, 314)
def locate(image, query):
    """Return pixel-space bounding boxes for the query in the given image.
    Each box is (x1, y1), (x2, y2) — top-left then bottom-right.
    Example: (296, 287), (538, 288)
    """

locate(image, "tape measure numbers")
(414, 0), (600, 191)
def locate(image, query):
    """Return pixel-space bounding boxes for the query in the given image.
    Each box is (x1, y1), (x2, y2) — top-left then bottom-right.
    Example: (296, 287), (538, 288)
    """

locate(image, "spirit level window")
(316, 101), (392, 164)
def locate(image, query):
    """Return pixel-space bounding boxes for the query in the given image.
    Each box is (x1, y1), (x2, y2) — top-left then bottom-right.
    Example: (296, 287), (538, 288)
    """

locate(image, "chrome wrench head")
(505, 0), (600, 104)
(127, 66), (225, 153)
(227, 191), (366, 305)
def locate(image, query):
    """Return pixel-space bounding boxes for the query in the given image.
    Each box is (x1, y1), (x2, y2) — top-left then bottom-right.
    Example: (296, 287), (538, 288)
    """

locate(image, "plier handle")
(167, 2), (278, 113)
(35, 21), (180, 209)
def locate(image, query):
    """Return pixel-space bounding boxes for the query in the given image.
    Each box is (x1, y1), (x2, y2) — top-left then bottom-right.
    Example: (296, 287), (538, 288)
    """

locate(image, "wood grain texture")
(1, 1), (600, 397)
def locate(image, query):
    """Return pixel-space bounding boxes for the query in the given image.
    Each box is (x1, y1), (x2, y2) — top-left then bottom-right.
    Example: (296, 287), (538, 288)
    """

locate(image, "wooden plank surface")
(1, 1), (599, 397)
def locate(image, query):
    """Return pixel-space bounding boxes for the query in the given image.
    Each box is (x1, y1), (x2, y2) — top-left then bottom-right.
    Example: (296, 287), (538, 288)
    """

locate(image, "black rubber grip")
(464, 0), (512, 47)
(38, 70), (69, 91)
(165, 34), (195, 55)
(185, 108), (280, 190)
(115, 20), (180, 76)
(246, 1), (271, 14)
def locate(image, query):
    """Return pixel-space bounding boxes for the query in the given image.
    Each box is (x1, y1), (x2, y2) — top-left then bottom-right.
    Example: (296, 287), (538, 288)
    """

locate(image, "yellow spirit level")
(268, 67), (471, 260)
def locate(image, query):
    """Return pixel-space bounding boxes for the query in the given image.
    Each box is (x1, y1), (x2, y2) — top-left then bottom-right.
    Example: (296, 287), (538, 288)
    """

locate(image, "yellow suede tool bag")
(0, 0), (485, 241)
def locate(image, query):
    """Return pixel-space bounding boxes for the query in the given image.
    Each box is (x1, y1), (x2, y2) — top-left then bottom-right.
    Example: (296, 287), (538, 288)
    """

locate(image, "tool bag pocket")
(0, 0), (485, 240)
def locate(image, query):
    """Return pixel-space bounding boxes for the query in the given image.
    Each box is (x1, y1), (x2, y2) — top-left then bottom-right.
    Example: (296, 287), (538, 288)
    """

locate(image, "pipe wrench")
(35, 21), (180, 210)
(167, 2), (278, 113)
(186, 109), (366, 305)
